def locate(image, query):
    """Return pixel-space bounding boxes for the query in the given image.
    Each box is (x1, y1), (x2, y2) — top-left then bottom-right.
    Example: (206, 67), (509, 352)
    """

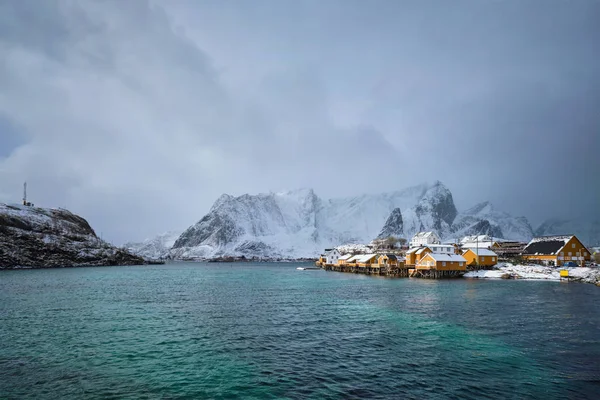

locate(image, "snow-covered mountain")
(127, 182), (540, 260)
(450, 201), (534, 242)
(536, 218), (600, 247)
(170, 182), (459, 259)
(0, 204), (144, 268)
(124, 230), (182, 260)
(377, 208), (404, 239)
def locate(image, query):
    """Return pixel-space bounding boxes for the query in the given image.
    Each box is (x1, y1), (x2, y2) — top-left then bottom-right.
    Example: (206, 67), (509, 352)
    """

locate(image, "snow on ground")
(336, 243), (373, 254)
(465, 263), (600, 285)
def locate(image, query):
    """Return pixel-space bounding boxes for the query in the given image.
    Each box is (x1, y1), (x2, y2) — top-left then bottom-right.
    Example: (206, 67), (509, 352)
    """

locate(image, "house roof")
(416, 247), (430, 255)
(522, 235), (573, 255)
(338, 254), (353, 260)
(423, 253), (466, 262)
(462, 242), (496, 249)
(463, 248), (497, 257)
(356, 254), (378, 263)
(346, 255), (361, 262)
(406, 247), (421, 254)
(384, 254), (398, 260)
(412, 231), (438, 239)
(428, 245), (455, 253)
(460, 235), (492, 243)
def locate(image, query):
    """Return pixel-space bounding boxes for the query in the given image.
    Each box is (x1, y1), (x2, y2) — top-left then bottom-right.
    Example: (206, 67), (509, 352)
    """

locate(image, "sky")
(0, 0), (599, 244)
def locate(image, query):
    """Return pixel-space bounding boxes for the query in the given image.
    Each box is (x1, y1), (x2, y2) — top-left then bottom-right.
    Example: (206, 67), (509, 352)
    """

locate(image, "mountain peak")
(464, 201), (494, 216)
(211, 194), (235, 211)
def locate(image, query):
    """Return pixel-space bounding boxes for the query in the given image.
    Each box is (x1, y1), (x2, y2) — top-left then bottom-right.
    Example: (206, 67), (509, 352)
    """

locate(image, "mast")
(23, 182), (27, 206)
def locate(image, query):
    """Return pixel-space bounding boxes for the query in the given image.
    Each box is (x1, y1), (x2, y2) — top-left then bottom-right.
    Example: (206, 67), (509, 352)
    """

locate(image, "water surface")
(1, 263), (599, 399)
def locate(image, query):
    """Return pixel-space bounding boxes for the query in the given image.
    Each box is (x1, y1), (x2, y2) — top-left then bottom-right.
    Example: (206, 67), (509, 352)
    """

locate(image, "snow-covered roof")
(416, 247), (430, 255)
(423, 253), (466, 262)
(346, 255), (361, 262)
(406, 247), (421, 254)
(412, 231), (437, 239)
(529, 235), (573, 244)
(462, 242), (496, 249)
(338, 254), (353, 260)
(523, 236), (574, 256)
(463, 248), (497, 257)
(428, 245), (455, 252)
(355, 254), (377, 263)
(460, 235), (492, 243)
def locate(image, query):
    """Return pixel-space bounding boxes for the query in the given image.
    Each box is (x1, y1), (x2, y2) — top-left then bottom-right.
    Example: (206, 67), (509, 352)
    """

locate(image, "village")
(316, 231), (597, 279)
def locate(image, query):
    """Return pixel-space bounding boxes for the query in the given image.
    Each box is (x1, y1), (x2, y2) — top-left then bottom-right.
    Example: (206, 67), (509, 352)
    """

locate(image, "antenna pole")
(23, 182), (27, 206)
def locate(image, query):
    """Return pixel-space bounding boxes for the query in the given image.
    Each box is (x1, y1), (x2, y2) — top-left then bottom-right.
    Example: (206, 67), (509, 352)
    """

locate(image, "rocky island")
(0, 203), (146, 269)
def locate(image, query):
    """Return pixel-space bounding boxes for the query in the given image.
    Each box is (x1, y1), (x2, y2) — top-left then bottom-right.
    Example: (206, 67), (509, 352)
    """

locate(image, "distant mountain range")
(125, 181), (596, 261)
(535, 218), (600, 248)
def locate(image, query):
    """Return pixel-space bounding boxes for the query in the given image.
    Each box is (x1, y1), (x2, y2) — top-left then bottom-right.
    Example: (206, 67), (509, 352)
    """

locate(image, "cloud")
(0, 0), (598, 243)
(0, 0), (404, 243)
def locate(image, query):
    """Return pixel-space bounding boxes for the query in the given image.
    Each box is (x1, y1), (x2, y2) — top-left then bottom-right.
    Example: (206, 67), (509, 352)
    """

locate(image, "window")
(492, 257), (495, 262)
(481, 256), (485, 262)
(584, 252), (588, 256)
(576, 252), (580, 256)
(568, 252), (572, 256)
(572, 244), (576, 248)
(442, 262), (446, 266)
(560, 252), (564, 256)
(459, 262), (464, 266)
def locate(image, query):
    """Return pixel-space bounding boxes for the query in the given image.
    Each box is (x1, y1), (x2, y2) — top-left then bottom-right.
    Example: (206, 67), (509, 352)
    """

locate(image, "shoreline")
(464, 263), (600, 285)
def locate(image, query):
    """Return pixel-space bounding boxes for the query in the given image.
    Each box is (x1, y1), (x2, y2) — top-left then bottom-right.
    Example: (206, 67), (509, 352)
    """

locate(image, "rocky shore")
(0, 204), (147, 269)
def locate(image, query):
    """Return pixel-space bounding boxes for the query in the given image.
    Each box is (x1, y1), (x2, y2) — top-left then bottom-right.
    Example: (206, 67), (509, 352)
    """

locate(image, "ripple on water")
(1, 263), (600, 399)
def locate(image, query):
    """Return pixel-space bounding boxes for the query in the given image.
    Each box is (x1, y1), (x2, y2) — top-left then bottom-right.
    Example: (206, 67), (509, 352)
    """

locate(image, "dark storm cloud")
(0, 0), (598, 242)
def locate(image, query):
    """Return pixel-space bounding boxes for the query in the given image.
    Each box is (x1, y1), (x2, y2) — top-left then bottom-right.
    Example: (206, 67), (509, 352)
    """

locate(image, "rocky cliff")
(0, 204), (145, 269)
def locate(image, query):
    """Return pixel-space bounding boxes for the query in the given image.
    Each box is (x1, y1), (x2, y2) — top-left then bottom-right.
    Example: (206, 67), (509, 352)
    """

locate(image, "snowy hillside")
(536, 218), (600, 247)
(170, 182), (460, 259)
(451, 201), (534, 242)
(0, 204), (144, 268)
(124, 230), (182, 260)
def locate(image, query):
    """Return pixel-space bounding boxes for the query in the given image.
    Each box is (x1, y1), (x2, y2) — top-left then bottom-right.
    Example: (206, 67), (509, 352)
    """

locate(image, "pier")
(319, 262), (412, 278)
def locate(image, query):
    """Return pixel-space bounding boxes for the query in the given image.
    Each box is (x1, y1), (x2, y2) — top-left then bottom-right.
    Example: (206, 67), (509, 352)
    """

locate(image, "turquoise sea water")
(1, 262), (599, 399)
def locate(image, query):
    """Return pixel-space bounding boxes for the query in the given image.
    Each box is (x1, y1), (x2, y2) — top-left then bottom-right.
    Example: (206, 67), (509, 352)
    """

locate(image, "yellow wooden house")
(377, 254), (402, 268)
(405, 246), (431, 266)
(416, 253), (467, 271)
(337, 254), (354, 266)
(462, 248), (498, 267)
(356, 254), (378, 267)
(522, 235), (591, 266)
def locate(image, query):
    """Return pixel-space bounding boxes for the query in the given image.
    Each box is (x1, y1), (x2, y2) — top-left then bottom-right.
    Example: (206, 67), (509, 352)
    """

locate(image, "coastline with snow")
(464, 263), (600, 285)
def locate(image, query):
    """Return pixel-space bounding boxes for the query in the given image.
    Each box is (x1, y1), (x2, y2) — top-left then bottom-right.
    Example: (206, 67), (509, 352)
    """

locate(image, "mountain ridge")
(126, 182), (598, 260)
(0, 203), (145, 268)
(143, 182), (535, 260)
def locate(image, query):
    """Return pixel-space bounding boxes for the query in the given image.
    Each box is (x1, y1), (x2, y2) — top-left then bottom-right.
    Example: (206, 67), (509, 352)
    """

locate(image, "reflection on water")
(1, 263), (599, 399)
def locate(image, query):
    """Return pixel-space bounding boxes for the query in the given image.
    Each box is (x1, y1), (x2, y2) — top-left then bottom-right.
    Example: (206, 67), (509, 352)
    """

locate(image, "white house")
(410, 231), (441, 248)
(460, 235), (492, 244)
(427, 244), (456, 254)
(460, 235), (500, 249)
(323, 248), (341, 265)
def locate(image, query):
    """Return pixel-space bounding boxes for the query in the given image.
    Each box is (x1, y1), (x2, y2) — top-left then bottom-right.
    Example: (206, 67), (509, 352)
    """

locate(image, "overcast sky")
(1, 0), (599, 244)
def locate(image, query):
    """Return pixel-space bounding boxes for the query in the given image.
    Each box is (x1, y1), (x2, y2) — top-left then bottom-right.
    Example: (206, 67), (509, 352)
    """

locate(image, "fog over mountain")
(1, 0), (598, 245)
